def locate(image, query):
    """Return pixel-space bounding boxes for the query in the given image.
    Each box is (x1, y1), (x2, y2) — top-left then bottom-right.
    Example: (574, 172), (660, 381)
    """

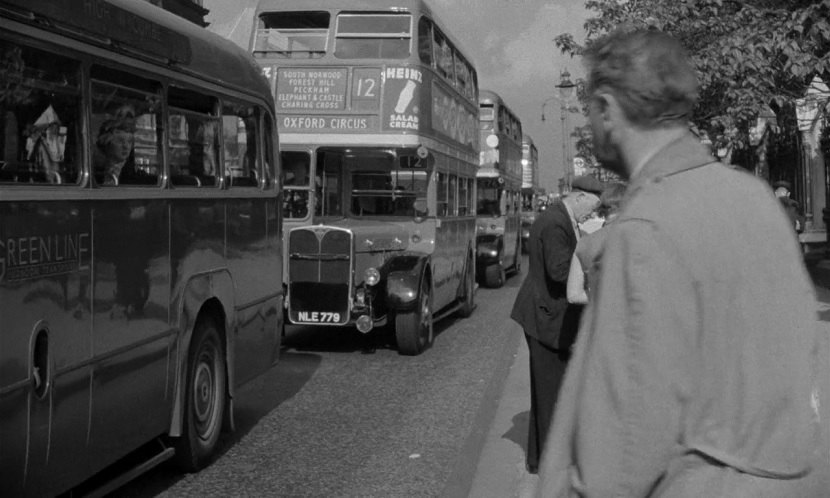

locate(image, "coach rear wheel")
(396, 279), (433, 355)
(174, 317), (226, 472)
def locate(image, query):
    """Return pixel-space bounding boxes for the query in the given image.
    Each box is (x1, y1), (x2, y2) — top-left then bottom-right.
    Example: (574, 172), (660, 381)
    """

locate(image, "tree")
(556, 0), (830, 171)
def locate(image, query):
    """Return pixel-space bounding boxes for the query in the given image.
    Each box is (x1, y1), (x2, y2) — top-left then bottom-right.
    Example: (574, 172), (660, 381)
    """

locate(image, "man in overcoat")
(537, 30), (827, 497)
(510, 174), (602, 474)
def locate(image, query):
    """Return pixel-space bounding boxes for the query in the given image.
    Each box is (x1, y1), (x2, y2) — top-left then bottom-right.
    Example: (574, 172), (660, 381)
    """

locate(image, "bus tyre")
(396, 280), (433, 355)
(484, 263), (505, 288)
(174, 317), (226, 472)
(457, 255), (475, 318)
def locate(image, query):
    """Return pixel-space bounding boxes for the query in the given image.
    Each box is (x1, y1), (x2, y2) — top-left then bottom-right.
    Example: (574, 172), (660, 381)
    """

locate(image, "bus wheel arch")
(173, 299), (230, 472)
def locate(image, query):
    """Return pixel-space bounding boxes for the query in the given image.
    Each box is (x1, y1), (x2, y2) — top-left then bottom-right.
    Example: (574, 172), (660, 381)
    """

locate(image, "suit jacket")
(510, 201), (582, 350)
(537, 134), (827, 496)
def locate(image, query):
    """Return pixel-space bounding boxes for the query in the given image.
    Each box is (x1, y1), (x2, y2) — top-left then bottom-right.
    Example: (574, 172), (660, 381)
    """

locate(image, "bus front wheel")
(395, 280), (433, 355)
(174, 317), (226, 472)
(457, 254), (475, 318)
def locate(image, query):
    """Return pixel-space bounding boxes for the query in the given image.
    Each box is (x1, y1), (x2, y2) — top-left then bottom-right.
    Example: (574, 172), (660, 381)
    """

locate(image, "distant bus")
(520, 134), (540, 252)
(0, 1), (283, 495)
(252, 0), (479, 355)
(477, 90), (523, 287)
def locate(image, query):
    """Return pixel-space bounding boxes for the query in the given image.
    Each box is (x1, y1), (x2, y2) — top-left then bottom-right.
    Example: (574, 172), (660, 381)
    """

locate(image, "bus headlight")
(364, 267), (380, 286)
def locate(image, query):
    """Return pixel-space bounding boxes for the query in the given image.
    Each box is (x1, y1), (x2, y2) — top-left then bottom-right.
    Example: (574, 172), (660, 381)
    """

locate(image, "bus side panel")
(226, 197), (281, 386)
(0, 201), (93, 496)
(88, 199), (173, 469)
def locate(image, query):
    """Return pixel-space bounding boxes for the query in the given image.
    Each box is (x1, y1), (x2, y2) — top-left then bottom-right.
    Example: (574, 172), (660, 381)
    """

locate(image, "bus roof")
(479, 89), (519, 117)
(522, 134), (535, 146)
(253, 0), (474, 68)
(3, 0), (271, 101)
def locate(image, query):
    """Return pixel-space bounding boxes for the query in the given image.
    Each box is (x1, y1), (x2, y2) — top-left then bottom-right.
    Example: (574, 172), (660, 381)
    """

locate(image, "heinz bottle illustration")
(394, 80), (417, 113)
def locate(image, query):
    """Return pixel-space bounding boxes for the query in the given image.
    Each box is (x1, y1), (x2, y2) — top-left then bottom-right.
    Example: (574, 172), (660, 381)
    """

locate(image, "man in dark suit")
(510, 175), (602, 474)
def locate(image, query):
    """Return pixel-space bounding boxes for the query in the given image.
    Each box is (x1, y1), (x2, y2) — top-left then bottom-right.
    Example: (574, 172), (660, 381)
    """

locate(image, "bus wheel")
(174, 317), (226, 472)
(396, 280), (433, 355)
(457, 255), (475, 318)
(484, 263), (505, 288)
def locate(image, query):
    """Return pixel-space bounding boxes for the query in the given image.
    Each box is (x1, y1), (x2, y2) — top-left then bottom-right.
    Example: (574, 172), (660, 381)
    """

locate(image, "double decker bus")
(0, 1), (283, 495)
(520, 133), (540, 252)
(476, 90), (523, 288)
(252, 0), (479, 355)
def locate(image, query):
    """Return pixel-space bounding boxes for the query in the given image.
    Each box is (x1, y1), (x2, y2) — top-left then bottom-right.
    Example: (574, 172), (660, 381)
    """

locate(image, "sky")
(204, 0), (590, 194)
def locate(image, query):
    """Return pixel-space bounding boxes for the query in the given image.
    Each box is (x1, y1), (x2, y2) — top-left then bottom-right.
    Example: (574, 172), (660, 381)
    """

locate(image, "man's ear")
(595, 92), (621, 129)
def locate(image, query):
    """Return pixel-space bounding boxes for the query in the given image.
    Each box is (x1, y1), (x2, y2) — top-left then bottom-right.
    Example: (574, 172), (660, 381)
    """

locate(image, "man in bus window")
(285, 159), (310, 186)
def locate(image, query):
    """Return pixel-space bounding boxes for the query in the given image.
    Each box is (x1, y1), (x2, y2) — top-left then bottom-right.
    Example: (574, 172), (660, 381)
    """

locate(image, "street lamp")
(555, 70), (577, 190)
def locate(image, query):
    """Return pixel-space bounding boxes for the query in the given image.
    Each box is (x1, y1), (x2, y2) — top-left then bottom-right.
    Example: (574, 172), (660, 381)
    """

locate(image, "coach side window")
(222, 101), (259, 187)
(168, 87), (219, 187)
(0, 41), (81, 185)
(90, 66), (162, 187)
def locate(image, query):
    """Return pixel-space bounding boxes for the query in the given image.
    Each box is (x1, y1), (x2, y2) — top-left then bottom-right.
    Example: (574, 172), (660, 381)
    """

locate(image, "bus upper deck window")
(417, 17), (433, 65)
(335, 13), (411, 59)
(255, 11), (330, 58)
(0, 42), (81, 186)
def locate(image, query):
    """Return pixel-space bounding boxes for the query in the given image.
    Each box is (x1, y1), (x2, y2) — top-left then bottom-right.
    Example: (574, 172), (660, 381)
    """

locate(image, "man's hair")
(584, 30), (699, 127)
(597, 182), (627, 218)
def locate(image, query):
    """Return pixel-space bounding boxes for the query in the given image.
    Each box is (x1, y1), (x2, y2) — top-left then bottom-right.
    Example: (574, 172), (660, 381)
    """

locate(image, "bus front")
(252, 1), (480, 354)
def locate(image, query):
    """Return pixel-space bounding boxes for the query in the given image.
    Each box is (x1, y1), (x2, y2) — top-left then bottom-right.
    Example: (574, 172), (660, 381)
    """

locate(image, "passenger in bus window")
(94, 118), (136, 186)
(285, 159), (310, 185)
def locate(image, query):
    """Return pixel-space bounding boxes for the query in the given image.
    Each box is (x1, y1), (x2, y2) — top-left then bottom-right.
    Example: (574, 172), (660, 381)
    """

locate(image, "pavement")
(462, 253), (830, 498)
(463, 320), (538, 498)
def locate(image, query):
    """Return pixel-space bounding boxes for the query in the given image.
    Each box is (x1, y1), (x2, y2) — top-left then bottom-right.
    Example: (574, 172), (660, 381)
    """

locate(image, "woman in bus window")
(94, 117), (136, 185)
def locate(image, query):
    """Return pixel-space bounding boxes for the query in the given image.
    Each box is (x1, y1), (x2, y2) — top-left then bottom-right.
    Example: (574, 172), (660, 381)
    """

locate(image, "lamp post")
(555, 70), (576, 190)
(541, 70), (579, 193)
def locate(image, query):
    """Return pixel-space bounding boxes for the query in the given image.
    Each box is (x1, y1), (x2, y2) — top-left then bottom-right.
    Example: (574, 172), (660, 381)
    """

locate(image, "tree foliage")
(558, 0), (830, 167)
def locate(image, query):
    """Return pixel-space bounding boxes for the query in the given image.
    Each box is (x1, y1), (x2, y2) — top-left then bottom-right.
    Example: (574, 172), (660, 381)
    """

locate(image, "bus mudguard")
(385, 253), (429, 311)
(476, 233), (502, 265)
(169, 269), (235, 437)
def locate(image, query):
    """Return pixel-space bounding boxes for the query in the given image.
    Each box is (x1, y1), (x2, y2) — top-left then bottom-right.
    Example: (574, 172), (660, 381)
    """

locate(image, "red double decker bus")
(252, 0), (479, 354)
(0, 1), (283, 495)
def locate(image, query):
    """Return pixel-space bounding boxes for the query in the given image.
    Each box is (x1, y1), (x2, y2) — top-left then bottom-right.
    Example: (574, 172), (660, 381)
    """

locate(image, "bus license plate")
(296, 311), (341, 323)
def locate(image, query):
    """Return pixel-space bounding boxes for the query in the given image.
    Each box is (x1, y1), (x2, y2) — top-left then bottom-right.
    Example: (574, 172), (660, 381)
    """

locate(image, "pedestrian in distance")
(566, 181), (627, 306)
(510, 174), (602, 475)
(773, 179), (806, 235)
(537, 29), (827, 497)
